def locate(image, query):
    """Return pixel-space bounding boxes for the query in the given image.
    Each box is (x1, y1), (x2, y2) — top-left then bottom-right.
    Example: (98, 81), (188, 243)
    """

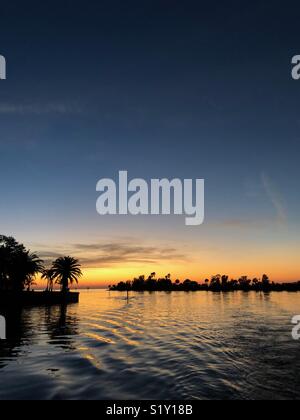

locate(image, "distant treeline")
(109, 273), (300, 292)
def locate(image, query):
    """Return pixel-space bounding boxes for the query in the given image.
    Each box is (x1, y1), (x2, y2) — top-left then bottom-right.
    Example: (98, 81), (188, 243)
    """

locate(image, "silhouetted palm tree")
(262, 274), (270, 286)
(41, 268), (56, 292)
(222, 275), (229, 287)
(0, 235), (44, 291)
(22, 254), (44, 292)
(0, 236), (44, 291)
(24, 276), (37, 291)
(210, 274), (221, 288)
(52, 257), (82, 293)
(19, 252), (44, 291)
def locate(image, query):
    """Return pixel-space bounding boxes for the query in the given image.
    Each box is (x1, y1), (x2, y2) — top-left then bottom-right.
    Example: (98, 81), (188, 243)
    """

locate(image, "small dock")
(0, 291), (80, 307)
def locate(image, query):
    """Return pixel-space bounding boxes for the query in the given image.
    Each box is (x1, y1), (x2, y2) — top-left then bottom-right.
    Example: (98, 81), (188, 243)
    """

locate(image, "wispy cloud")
(218, 173), (287, 230)
(0, 103), (82, 115)
(37, 242), (187, 268)
(261, 172), (287, 224)
(219, 218), (270, 229)
(37, 251), (64, 260)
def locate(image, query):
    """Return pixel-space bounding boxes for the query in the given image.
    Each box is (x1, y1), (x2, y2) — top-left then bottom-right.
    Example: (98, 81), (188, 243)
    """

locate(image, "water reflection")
(0, 307), (25, 368)
(0, 303), (79, 369)
(0, 291), (300, 400)
(45, 305), (79, 350)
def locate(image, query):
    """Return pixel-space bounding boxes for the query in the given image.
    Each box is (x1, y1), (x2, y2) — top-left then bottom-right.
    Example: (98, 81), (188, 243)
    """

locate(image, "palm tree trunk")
(62, 276), (68, 293)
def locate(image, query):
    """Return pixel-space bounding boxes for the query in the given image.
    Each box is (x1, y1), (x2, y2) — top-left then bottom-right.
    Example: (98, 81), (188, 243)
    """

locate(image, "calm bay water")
(0, 290), (300, 400)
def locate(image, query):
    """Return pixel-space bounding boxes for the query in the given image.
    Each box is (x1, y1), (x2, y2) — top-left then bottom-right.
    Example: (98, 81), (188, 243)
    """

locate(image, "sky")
(0, 0), (300, 286)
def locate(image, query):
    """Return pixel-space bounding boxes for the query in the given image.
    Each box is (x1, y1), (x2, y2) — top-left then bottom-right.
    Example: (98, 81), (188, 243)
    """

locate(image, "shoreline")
(109, 284), (300, 293)
(0, 291), (80, 306)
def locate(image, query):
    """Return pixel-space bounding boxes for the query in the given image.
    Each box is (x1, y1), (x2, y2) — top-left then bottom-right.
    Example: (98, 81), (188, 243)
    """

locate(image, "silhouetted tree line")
(0, 236), (82, 293)
(109, 273), (300, 292)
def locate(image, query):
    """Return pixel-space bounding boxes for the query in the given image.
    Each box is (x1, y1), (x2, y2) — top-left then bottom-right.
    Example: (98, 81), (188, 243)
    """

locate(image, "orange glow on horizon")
(31, 228), (300, 289)
(35, 259), (300, 289)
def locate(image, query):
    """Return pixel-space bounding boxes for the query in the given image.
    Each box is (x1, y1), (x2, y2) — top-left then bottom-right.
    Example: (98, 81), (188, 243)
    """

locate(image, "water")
(0, 290), (300, 400)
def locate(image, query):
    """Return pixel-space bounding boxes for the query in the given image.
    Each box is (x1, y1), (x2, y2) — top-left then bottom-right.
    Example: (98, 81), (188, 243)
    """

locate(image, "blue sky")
(0, 1), (300, 284)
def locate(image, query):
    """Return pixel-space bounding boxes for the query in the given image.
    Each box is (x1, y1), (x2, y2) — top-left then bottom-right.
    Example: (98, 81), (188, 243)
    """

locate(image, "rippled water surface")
(0, 290), (300, 400)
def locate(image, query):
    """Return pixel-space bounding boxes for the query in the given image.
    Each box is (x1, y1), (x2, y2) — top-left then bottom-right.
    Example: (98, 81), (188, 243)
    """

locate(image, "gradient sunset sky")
(0, 1), (300, 286)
